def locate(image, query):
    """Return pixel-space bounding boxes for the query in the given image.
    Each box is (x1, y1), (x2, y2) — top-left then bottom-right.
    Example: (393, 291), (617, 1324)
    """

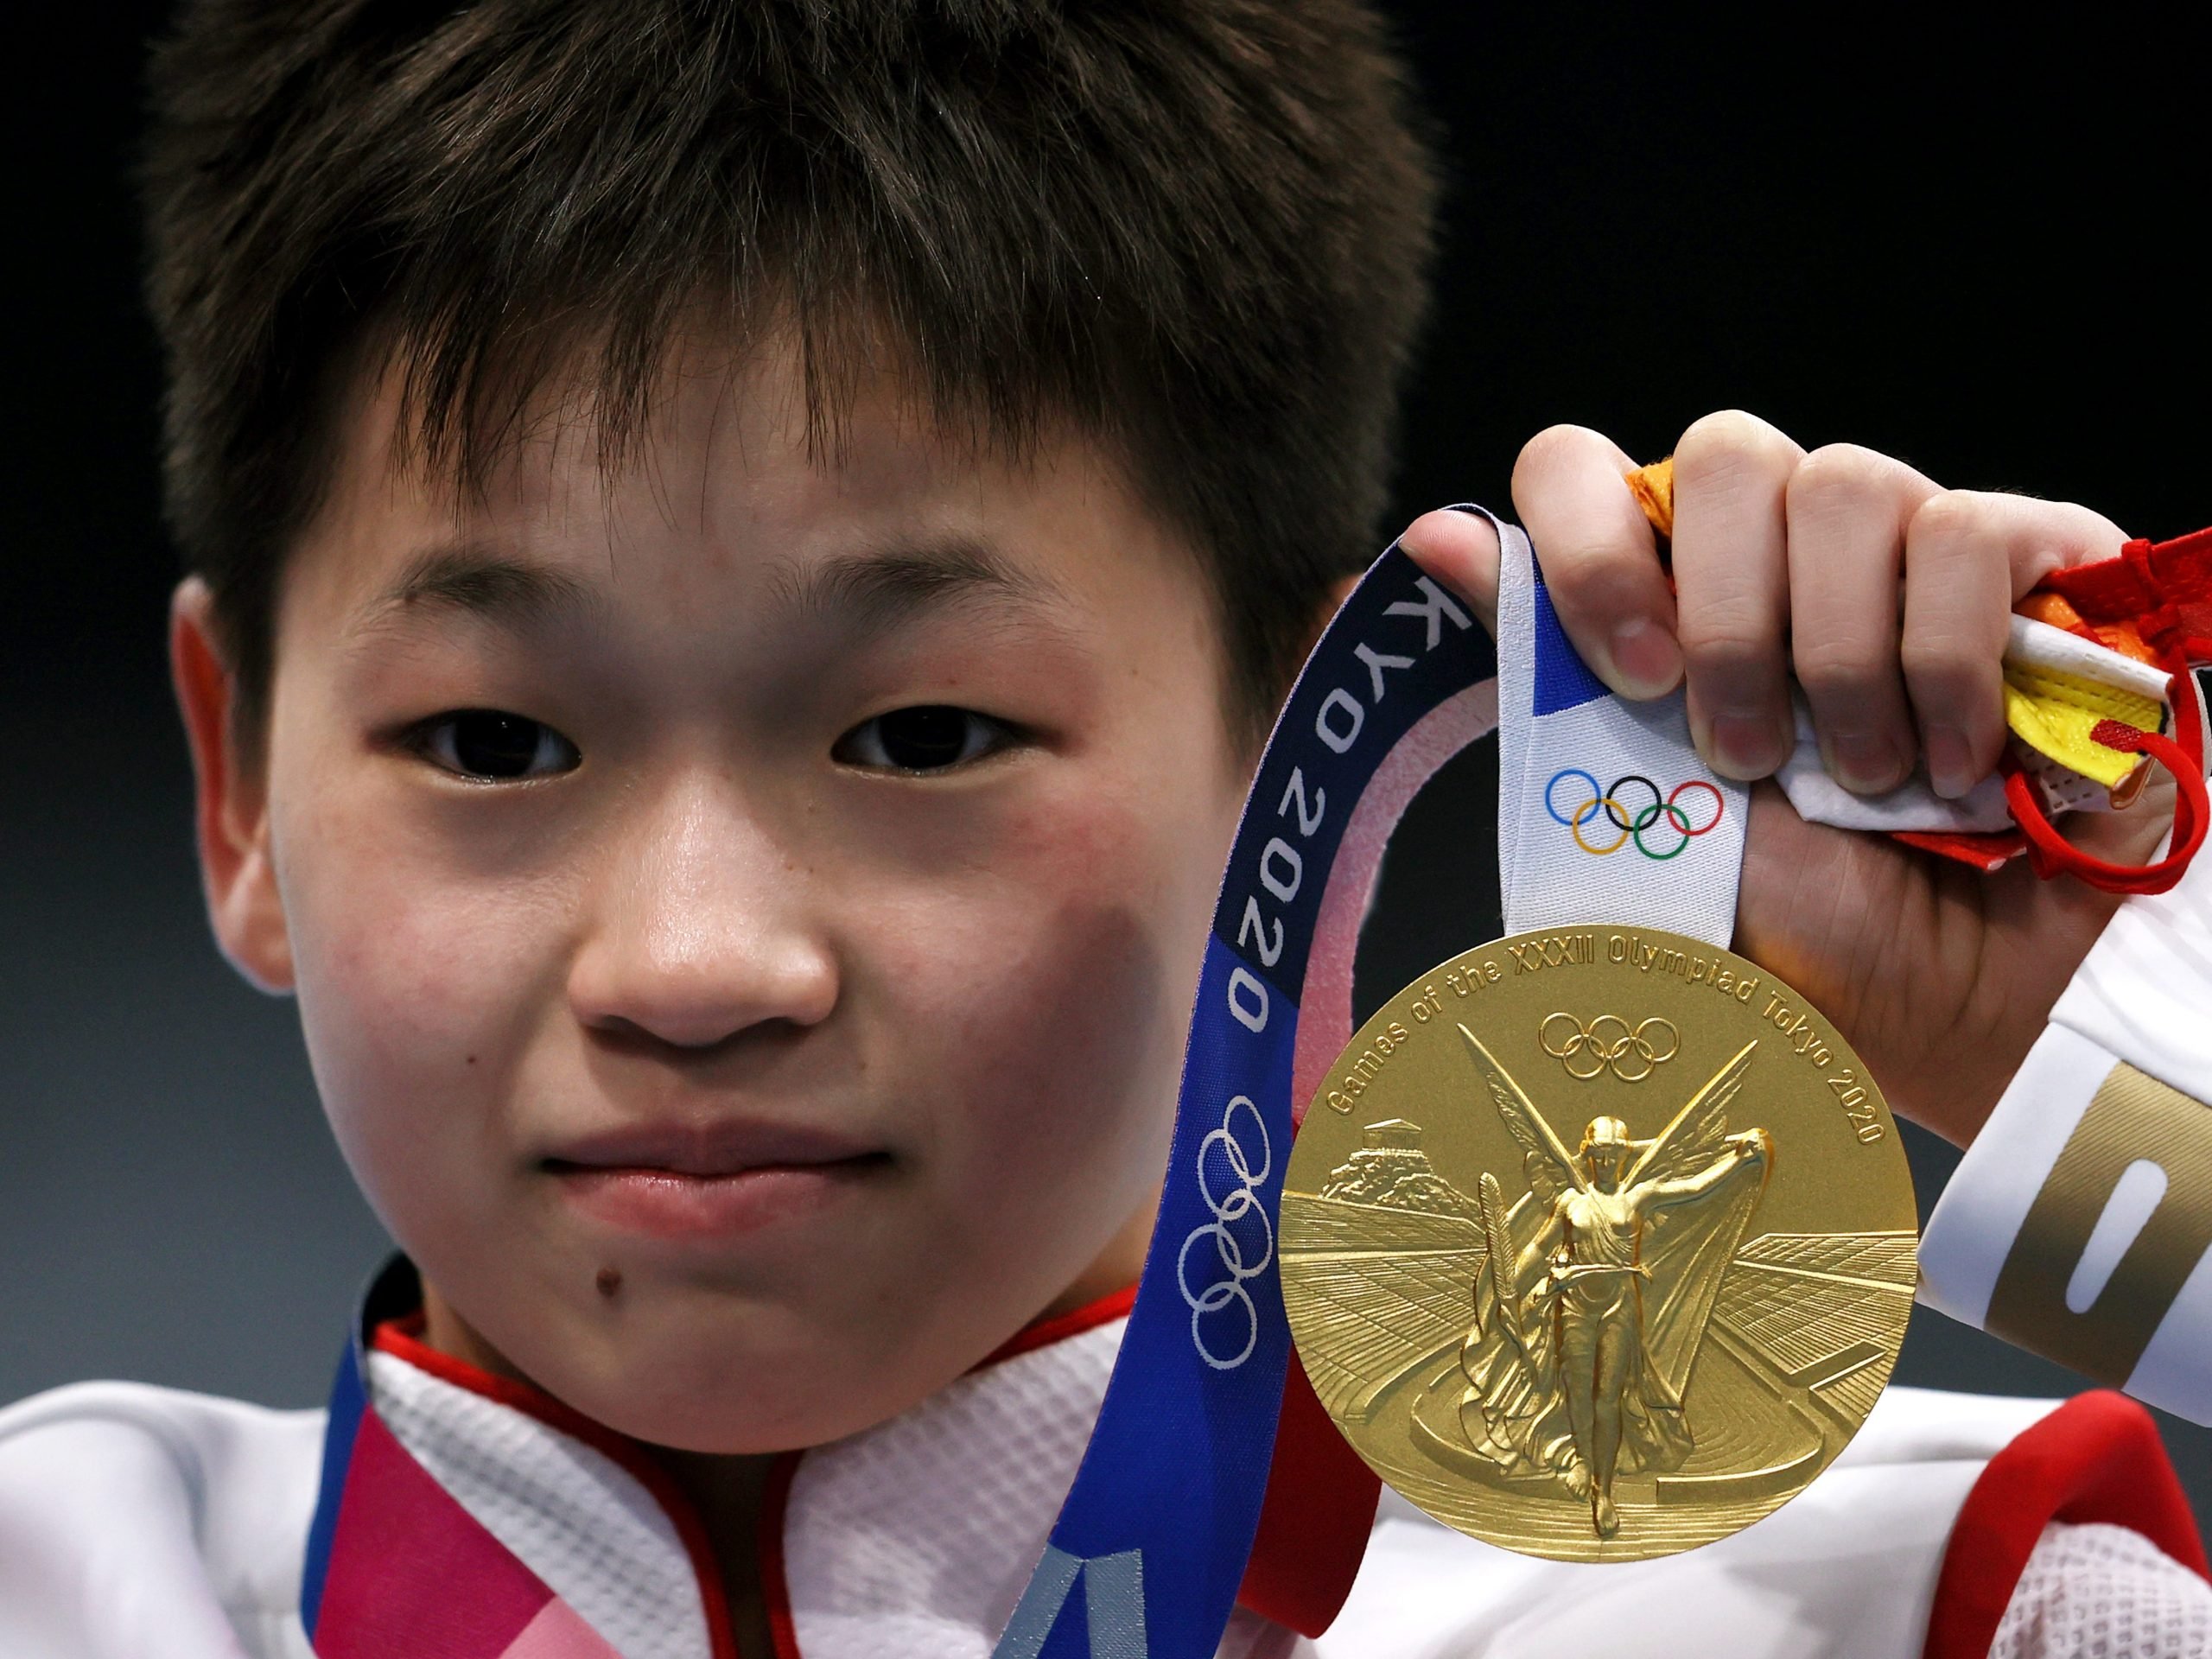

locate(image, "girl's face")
(185, 340), (1251, 1451)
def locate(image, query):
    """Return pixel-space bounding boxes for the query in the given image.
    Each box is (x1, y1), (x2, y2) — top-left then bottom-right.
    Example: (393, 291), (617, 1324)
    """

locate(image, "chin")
(534, 1276), (955, 1454)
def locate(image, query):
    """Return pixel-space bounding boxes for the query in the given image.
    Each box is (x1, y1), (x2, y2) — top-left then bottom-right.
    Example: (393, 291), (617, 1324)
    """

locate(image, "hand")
(1402, 412), (2171, 1147)
(1727, 1130), (1768, 1164)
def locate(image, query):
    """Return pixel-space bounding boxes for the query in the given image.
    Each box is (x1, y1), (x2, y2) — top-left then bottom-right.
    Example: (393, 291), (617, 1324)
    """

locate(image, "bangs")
(145, 0), (1438, 734)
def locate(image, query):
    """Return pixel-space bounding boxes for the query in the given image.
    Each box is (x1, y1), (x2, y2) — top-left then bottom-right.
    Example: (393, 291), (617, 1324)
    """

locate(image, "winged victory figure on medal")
(1455, 1025), (1772, 1539)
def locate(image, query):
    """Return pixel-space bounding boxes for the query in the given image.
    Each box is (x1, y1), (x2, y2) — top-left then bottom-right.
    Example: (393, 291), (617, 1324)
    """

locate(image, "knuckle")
(1681, 627), (1782, 689)
(1788, 443), (1891, 511)
(1675, 409), (1796, 484)
(1898, 637), (1993, 703)
(1905, 488), (1985, 549)
(1544, 544), (1645, 613)
(1677, 588), (1782, 656)
(1792, 635), (1884, 702)
(1513, 423), (1600, 489)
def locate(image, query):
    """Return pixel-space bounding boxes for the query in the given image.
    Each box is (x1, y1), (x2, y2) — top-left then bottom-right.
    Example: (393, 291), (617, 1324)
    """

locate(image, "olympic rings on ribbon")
(1541, 1012), (1681, 1081)
(1176, 1095), (1274, 1370)
(1544, 769), (1724, 860)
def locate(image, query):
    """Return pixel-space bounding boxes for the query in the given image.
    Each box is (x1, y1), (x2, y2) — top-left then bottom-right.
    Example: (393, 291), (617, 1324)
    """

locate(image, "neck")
(410, 1198), (1153, 1650)
(656, 1449), (781, 1659)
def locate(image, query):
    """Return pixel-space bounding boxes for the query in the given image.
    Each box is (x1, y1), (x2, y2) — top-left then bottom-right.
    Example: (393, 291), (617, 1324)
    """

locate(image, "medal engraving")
(1284, 927), (1917, 1561)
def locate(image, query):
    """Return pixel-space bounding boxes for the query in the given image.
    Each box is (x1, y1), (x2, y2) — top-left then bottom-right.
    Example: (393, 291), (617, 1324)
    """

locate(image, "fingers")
(1397, 507), (1503, 635)
(1450, 410), (2131, 806)
(1510, 426), (1682, 696)
(1670, 411), (1804, 777)
(1783, 445), (1940, 792)
(1902, 492), (2127, 796)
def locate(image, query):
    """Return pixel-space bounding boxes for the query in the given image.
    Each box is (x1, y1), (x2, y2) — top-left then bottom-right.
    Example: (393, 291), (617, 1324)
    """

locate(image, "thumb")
(1398, 507), (1502, 637)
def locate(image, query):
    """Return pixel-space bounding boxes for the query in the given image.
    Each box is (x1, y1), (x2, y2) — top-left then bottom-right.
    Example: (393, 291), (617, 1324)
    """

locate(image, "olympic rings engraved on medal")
(1544, 769), (1725, 860)
(1541, 1012), (1681, 1081)
(1177, 1095), (1274, 1370)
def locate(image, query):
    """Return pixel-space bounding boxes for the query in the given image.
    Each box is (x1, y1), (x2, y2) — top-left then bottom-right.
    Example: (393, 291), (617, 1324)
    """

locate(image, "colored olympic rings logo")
(1177, 1095), (1274, 1371)
(1544, 770), (1725, 860)
(1541, 1012), (1681, 1082)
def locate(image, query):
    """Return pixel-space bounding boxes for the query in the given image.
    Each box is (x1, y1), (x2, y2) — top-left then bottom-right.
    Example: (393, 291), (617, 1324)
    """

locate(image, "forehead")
(284, 327), (1214, 650)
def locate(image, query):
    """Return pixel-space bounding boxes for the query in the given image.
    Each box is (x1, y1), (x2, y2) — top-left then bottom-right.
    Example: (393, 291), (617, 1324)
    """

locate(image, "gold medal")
(1282, 925), (1916, 1561)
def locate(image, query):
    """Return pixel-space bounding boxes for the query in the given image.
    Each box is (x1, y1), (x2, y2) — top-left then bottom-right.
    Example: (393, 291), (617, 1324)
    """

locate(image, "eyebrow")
(355, 545), (601, 636)
(352, 532), (1058, 642)
(769, 537), (1062, 635)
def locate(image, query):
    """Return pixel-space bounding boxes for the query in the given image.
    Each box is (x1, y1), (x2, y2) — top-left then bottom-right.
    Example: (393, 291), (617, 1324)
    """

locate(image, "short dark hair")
(143, 0), (1438, 737)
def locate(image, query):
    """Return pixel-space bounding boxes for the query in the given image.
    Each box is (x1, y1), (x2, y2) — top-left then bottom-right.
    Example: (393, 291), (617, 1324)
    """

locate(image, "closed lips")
(540, 1120), (887, 1177)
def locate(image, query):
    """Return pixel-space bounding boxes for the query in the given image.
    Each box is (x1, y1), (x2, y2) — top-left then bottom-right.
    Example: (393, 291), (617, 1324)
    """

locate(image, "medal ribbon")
(990, 530), (1502, 1657)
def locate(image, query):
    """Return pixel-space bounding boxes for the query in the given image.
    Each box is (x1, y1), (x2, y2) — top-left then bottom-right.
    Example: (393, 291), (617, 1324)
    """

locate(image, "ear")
(170, 577), (295, 994)
(1293, 571), (1362, 671)
(1321, 571), (1359, 623)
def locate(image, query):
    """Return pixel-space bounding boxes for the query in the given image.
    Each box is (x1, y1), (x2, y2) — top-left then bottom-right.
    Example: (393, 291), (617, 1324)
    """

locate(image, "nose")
(566, 771), (839, 1051)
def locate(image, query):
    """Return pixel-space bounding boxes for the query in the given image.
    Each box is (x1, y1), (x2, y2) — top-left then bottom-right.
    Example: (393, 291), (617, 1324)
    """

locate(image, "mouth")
(541, 1122), (892, 1242)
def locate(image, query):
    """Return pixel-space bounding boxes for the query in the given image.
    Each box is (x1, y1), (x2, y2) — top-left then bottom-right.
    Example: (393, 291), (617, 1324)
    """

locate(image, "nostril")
(567, 918), (840, 1049)
(582, 1008), (821, 1058)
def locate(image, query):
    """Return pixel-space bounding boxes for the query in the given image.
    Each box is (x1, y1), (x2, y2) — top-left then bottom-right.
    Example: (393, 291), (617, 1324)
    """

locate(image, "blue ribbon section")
(995, 542), (1495, 1658)
(300, 1328), (367, 1639)
(1531, 569), (1609, 717)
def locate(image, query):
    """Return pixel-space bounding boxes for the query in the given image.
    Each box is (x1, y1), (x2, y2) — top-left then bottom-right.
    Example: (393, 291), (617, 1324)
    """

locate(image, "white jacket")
(3, 1300), (2205, 1659)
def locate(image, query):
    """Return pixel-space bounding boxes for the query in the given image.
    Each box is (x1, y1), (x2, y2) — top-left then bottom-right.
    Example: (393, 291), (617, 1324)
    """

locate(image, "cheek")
(272, 776), (572, 1228)
(872, 776), (1229, 1224)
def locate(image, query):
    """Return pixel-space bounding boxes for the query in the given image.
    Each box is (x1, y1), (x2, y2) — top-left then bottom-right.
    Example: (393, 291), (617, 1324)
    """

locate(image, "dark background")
(5, 3), (2208, 1518)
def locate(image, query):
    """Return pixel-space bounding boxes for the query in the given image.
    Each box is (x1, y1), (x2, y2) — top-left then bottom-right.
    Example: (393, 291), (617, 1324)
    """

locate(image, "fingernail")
(1925, 726), (1976, 799)
(1828, 732), (1907, 796)
(1607, 617), (1682, 699)
(1710, 711), (1790, 778)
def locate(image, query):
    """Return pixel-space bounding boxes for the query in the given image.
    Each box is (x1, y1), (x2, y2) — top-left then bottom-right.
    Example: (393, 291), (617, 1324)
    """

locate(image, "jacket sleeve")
(0, 1382), (321, 1659)
(1920, 834), (2212, 1424)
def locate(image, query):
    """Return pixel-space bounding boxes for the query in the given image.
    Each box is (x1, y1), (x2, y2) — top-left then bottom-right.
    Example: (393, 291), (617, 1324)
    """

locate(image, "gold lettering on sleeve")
(1985, 1062), (2212, 1386)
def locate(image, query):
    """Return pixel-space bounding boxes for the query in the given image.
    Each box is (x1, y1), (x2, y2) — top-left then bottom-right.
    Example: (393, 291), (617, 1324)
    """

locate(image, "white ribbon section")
(1491, 517), (1748, 950)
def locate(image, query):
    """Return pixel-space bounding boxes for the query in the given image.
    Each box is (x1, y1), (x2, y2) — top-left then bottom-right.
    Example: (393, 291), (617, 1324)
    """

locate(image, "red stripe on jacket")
(1923, 1390), (2209, 1659)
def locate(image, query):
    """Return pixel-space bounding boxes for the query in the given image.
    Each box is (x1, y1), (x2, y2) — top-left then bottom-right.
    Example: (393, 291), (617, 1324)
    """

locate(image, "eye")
(416, 709), (580, 781)
(835, 705), (1013, 773)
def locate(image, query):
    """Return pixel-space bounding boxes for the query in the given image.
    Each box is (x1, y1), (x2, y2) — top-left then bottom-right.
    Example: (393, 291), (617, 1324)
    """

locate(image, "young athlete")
(3, 3), (2209, 1656)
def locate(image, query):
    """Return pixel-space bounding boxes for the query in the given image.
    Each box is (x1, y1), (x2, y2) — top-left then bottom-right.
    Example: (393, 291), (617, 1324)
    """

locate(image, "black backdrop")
(4, 3), (2208, 1515)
